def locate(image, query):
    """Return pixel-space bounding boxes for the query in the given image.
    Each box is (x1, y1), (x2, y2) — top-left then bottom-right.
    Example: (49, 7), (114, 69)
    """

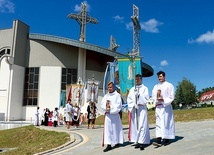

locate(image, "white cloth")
(53, 110), (59, 122)
(41, 110), (45, 122)
(100, 91), (124, 145)
(65, 103), (73, 122)
(127, 84), (150, 144)
(152, 81), (175, 139)
(34, 109), (39, 126)
(73, 107), (80, 116)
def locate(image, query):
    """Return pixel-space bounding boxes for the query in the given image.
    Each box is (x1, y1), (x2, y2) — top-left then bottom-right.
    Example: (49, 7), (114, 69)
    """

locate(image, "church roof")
(29, 33), (125, 58)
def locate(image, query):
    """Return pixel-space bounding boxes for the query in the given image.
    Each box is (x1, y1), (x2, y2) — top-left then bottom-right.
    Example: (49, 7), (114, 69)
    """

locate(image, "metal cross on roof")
(67, 2), (98, 42)
(131, 4), (141, 57)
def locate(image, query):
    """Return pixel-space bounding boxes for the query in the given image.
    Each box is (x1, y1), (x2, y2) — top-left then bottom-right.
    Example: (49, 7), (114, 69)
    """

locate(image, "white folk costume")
(127, 84), (150, 144)
(152, 81), (175, 139)
(53, 109), (59, 127)
(34, 108), (40, 126)
(100, 90), (124, 146)
(65, 103), (73, 122)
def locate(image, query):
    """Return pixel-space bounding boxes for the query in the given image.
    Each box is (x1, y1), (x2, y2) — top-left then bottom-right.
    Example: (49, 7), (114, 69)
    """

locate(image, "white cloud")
(188, 30), (214, 44)
(125, 22), (133, 30)
(160, 60), (168, 66)
(74, 1), (90, 12)
(141, 19), (163, 33)
(113, 15), (124, 23)
(0, 0), (15, 13)
(125, 18), (163, 33)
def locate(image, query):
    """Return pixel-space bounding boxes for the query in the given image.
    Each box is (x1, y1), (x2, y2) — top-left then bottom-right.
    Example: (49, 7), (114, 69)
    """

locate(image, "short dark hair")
(157, 71), (165, 77)
(135, 74), (142, 79)
(68, 99), (71, 102)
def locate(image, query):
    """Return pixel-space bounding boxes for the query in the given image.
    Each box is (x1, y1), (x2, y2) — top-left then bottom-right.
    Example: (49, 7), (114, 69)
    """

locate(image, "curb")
(34, 127), (76, 155)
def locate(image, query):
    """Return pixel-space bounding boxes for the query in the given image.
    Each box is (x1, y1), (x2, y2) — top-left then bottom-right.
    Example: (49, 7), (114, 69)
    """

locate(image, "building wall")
(0, 58), (11, 120)
(0, 29), (13, 48)
(38, 66), (61, 113)
(86, 70), (104, 88)
(10, 64), (25, 120)
(12, 20), (29, 67)
(28, 40), (78, 68)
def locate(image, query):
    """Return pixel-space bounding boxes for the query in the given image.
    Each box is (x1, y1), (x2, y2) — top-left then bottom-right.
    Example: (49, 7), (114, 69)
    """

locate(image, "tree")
(175, 78), (197, 106)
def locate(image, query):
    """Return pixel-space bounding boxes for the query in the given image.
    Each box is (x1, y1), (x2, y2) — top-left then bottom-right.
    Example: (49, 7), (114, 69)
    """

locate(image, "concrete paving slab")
(39, 120), (214, 155)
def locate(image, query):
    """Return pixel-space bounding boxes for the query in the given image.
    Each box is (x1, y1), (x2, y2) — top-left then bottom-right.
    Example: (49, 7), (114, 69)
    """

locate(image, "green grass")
(0, 107), (213, 155)
(0, 125), (70, 155)
(95, 107), (214, 125)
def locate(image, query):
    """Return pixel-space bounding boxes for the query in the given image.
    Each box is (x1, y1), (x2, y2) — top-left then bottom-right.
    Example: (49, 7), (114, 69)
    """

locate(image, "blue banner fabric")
(118, 58), (142, 95)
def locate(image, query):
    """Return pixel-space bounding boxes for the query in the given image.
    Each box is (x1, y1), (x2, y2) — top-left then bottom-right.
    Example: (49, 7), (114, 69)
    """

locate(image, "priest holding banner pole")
(127, 74), (150, 150)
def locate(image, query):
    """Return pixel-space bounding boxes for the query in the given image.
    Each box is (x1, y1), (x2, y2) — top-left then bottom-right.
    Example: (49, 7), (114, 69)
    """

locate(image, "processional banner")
(86, 79), (100, 104)
(66, 84), (84, 106)
(117, 57), (142, 96)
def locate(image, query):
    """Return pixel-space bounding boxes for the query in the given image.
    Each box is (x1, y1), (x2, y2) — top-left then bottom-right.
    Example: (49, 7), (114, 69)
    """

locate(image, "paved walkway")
(38, 120), (214, 155)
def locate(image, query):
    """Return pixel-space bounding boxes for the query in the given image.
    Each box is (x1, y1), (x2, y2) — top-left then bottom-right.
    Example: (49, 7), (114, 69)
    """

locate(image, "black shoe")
(114, 144), (120, 148)
(135, 143), (140, 149)
(103, 145), (112, 152)
(139, 144), (144, 150)
(131, 143), (138, 147)
(153, 141), (162, 147)
(164, 139), (170, 146)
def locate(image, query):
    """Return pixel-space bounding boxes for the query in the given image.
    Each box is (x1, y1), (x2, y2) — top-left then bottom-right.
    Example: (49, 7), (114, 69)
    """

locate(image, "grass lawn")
(0, 125), (70, 155)
(0, 107), (213, 155)
(95, 107), (214, 125)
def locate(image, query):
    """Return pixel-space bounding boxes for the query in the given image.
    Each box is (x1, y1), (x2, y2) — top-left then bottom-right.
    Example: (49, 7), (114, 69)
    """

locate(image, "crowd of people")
(34, 70), (175, 153)
(34, 107), (61, 127)
(34, 99), (98, 129)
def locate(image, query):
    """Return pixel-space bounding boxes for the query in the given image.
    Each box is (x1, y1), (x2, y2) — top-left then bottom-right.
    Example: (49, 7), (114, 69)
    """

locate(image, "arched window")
(0, 47), (11, 57)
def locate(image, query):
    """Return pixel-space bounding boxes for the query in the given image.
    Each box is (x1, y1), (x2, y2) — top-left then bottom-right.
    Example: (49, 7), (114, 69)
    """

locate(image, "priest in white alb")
(152, 71), (175, 147)
(127, 74), (150, 151)
(100, 82), (124, 152)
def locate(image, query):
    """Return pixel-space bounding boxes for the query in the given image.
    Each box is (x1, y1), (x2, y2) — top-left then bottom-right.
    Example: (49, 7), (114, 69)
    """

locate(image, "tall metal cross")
(67, 2), (98, 42)
(131, 4), (141, 56)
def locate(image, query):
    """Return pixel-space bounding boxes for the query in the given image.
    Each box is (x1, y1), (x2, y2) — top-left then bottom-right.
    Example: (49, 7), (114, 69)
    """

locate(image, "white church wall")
(0, 29), (13, 48)
(38, 66), (61, 113)
(0, 58), (11, 120)
(10, 64), (25, 120)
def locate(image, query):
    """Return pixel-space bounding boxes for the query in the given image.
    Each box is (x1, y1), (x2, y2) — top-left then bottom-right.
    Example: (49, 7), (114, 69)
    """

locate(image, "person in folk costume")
(44, 108), (50, 126)
(48, 110), (53, 126)
(65, 99), (73, 130)
(127, 74), (150, 150)
(34, 107), (40, 126)
(53, 107), (59, 127)
(87, 101), (97, 129)
(72, 102), (80, 128)
(152, 71), (175, 147)
(100, 82), (124, 152)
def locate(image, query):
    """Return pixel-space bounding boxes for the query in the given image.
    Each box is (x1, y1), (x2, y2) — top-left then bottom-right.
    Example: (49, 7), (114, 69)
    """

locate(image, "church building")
(0, 20), (153, 121)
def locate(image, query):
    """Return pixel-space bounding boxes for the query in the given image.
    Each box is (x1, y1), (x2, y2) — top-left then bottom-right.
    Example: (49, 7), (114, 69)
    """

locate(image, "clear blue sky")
(1, 0), (214, 93)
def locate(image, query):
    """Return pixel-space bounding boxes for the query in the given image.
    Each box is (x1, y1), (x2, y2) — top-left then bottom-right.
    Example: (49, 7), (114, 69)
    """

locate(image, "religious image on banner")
(118, 57), (142, 96)
(86, 78), (100, 104)
(66, 83), (84, 107)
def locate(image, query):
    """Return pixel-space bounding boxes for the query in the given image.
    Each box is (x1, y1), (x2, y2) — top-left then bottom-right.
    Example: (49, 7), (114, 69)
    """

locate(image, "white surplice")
(127, 84), (150, 144)
(152, 81), (175, 139)
(100, 91), (124, 145)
